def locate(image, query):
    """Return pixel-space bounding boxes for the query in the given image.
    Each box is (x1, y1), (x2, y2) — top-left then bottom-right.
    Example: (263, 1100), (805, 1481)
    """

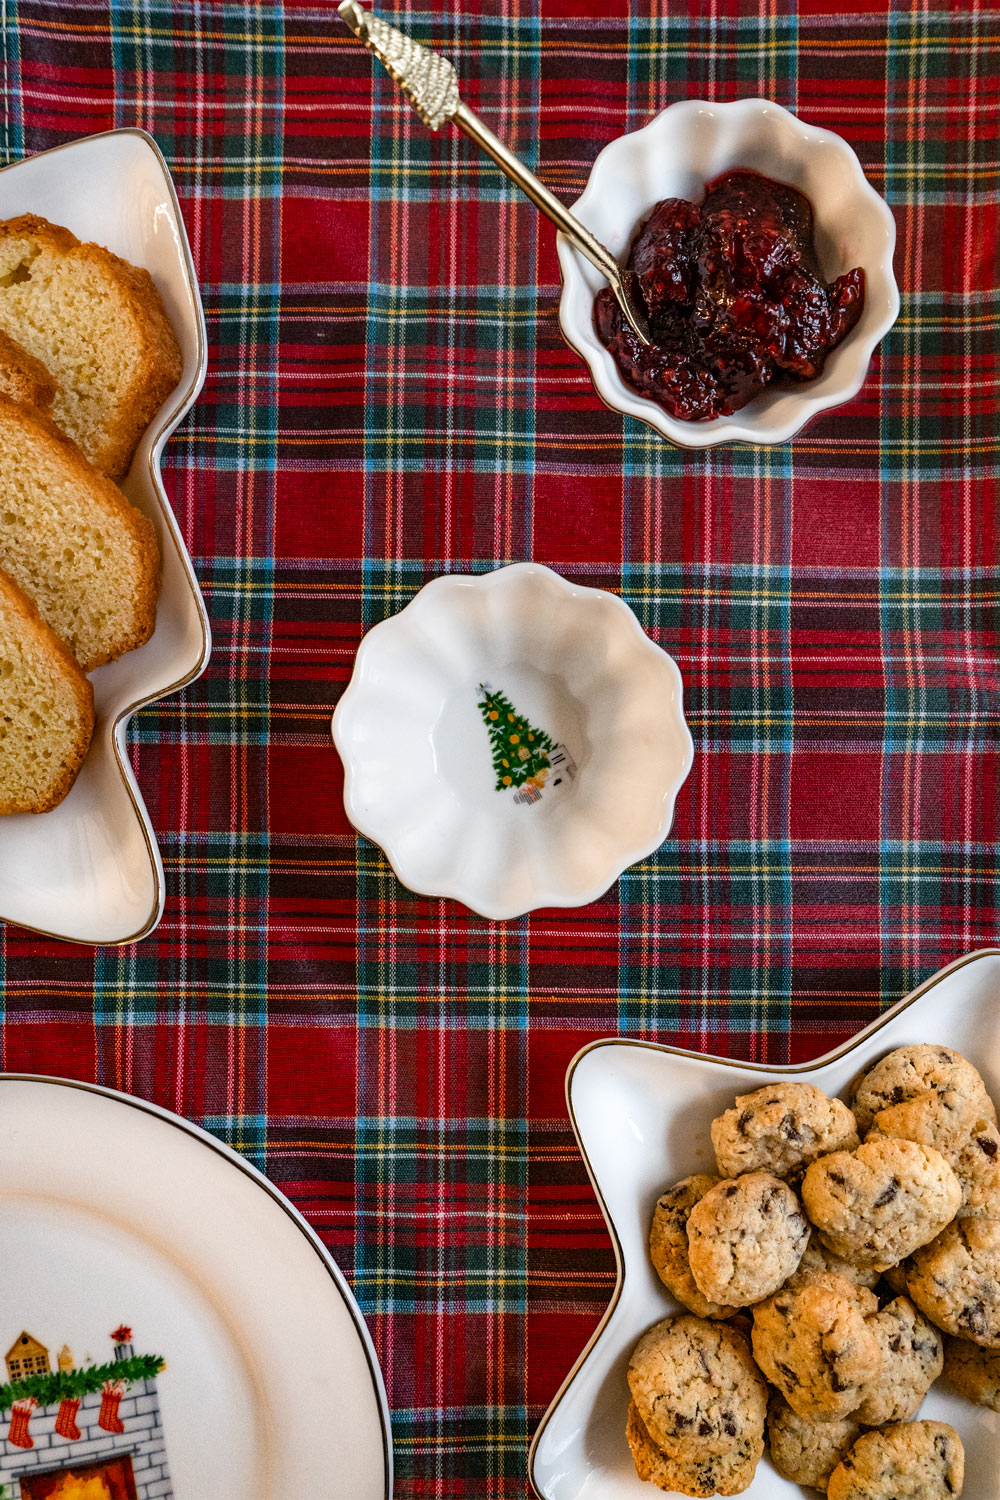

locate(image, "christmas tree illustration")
(478, 685), (555, 792)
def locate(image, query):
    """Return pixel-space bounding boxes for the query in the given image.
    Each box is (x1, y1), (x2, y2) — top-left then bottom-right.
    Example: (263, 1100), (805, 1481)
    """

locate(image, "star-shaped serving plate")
(529, 949), (1000, 1500)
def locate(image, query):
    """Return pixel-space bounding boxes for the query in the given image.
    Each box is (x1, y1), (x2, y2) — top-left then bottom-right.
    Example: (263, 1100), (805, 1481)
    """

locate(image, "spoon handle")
(449, 102), (620, 285)
(337, 1), (625, 294)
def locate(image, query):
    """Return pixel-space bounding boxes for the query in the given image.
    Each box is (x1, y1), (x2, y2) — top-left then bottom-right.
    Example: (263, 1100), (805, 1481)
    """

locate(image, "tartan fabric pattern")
(1, 1), (999, 1495)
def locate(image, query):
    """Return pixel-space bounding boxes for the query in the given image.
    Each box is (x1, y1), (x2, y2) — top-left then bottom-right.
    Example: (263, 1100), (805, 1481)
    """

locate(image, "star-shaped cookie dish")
(530, 949), (1000, 1500)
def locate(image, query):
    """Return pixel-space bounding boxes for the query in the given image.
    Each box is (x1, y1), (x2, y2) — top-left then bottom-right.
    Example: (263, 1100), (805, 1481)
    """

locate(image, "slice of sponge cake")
(0, 395), (160, 671)
(0, 213), (182, 479)
(0, 327), (57, 410)
(0, 566), (94, 813)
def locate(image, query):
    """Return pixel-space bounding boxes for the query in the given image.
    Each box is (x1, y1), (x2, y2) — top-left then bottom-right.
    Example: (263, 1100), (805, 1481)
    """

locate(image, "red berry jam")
(594, 170), (865, 422)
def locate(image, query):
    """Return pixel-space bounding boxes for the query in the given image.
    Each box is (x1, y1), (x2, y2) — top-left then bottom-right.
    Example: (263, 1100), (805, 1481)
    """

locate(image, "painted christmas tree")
(478, 686), (555, 792)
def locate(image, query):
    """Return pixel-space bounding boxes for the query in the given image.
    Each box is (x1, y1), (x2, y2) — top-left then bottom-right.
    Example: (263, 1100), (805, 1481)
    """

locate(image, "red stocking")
(8, 1397), (37, 1449)
(55, 1396), (82, 1440)
(98, 1380), (126, 1434)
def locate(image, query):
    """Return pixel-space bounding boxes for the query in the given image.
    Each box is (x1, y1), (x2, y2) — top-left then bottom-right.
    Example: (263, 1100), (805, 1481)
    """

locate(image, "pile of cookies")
(627, 1043), (1000, 1497)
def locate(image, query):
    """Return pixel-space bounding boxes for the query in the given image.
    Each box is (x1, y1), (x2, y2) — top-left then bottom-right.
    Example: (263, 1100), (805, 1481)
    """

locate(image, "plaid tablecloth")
(2, 1), (998, 1494)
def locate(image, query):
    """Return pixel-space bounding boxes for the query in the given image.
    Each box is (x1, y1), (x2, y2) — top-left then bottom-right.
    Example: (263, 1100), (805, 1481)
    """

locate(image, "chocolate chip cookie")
(649, 1175), (740, 1320)
(801, 1138), (962, 1271)
(867, 1087), (1000, 1218)
(942, 1334), (1000, 1411)
(827, 1421), (965, 1500)
(880, 1258), (913, 1297)
(687, 1171), (809, 1306)
(751, 1270), (881, 1419)
(852, 1043), (996, 1134)
(627, 1315), (767, 1464)
(792, 1229), (880, 1289)
(906, 1216), (1000, 1347)
(626, 1401), (762, 1497)
(852, 1295), (943, 1424)
(765, 1392), (862, 1491)
(711, 1082), (860, 1181)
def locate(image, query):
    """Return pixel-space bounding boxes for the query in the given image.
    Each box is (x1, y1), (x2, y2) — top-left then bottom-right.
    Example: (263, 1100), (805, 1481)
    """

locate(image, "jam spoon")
(338, 0), (651, 345)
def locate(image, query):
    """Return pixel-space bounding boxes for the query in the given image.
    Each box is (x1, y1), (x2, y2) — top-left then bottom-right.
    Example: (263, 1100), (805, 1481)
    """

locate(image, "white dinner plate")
(530, 948), (1000, 1500)
(0, 1075), (392, 1500)
(0, 129), (210, 945)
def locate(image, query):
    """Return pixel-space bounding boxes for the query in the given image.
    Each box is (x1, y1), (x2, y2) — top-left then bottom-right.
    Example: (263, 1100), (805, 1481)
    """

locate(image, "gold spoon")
(337, 0), (652, 345)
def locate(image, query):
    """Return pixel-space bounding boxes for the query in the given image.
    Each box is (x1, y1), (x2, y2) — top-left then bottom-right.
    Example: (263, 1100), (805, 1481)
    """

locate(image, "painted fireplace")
(19, 1454), (138, 1499)
(0, 1328), (173, 1500)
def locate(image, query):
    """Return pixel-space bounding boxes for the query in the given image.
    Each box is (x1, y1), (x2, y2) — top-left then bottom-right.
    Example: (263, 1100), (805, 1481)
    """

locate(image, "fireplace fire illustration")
(0, 1327), (172, 1499)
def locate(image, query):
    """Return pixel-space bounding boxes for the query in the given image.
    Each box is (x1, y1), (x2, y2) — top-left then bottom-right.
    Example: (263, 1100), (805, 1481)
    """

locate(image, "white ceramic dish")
(0, 1074), (392, 1500)
(529, 948), (1000, 1500)
(332, 564), (693, 920)
(557, 98), (899, 448)
(0, 129), (209, 945)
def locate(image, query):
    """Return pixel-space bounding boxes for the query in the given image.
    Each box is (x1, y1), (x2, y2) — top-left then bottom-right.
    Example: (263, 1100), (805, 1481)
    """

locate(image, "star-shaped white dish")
(530, 949), (1000, 1500)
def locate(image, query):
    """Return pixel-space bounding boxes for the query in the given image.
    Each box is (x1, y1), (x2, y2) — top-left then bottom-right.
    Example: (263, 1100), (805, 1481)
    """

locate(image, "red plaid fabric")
(1, 1), (998, 1494)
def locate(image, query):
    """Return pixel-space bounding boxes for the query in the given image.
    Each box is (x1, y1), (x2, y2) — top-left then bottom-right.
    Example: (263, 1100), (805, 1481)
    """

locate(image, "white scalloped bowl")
(332, 565), (694, 920)
(557, 98), (900, 448)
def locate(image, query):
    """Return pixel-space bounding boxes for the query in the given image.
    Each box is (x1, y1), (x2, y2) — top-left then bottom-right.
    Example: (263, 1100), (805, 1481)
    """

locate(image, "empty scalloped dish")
(331, 564), (694, 920)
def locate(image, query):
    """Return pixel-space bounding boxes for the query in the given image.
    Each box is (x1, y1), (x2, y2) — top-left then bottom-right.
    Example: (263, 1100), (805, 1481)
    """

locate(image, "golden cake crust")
(0, 565), (94, 814)
(0, 392), (160, 671)
(0, 212), (183, 478)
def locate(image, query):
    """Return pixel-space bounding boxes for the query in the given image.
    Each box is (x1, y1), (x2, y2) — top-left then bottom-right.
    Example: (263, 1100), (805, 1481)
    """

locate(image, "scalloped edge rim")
(0, 128), (211, 947)
(332, 565), (695, 920)
(557, 97), (900, 449)
(526, 946), (1000, 1496)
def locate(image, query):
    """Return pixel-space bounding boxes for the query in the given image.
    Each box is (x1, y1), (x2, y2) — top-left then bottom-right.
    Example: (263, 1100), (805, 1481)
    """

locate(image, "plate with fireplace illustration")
(0, 1077), (392, 1500)
(332, 563), (694, 919)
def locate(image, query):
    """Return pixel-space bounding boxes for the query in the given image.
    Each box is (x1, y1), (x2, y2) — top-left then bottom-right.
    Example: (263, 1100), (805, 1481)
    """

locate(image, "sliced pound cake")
(0, 395), (160, 671)
(0, 327), (56, 410)
(0, 566), (94, 813)
(0, 213), (182, 479)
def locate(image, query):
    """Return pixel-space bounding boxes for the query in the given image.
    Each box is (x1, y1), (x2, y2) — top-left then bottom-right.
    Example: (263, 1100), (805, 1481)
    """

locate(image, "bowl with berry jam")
(557, 98), (899, 447)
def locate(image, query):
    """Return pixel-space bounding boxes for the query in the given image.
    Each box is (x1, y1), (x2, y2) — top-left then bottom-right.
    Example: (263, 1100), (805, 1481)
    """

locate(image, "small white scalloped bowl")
(332, 565), (693, 920)
(557, 98), (900, 448)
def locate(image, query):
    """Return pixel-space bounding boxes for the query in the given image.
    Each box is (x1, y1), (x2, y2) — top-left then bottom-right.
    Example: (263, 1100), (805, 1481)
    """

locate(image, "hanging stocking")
(8, 1397), (37, 1449)
(55, 1395), (82, 1440)
(98, 1379), (127, 1434)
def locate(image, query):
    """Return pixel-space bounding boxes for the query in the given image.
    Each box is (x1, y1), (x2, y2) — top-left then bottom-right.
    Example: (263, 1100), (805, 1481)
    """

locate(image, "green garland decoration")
(0, 1354), (164, 1415)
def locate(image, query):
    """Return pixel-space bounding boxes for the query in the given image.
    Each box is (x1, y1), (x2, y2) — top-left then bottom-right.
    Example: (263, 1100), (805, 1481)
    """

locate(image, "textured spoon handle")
(338, 1), (649, 342)
(337, 1), (460, 130)
(337, 2), (619, 280)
